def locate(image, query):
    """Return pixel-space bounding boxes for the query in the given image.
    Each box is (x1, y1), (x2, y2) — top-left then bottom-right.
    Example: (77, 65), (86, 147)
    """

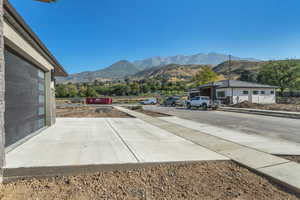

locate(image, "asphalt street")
(144, 106), (300, 143)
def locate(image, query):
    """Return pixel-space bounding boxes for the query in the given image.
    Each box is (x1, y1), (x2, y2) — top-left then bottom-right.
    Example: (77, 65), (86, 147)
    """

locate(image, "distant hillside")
(213, 60), (264, 79)
(130, 64), (209, 82)
(57, 60), (139, 83)
(213, 59), (300, 81)
(133, 53), (259, 69)
(57, 53), (260, 84)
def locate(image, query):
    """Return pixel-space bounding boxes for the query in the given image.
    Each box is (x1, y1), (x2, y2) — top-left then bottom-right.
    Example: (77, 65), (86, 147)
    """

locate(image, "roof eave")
(3, 0), (68, 77)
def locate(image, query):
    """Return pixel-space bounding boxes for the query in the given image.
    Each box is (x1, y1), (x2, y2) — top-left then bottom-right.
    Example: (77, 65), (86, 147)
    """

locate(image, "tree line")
(238, 60), (300, 93)
(56, 79), (190, 98)
(56, 61), (300, 98)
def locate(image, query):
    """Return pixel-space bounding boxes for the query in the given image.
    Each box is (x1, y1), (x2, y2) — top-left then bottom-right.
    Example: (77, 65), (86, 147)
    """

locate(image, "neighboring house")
(0, 0), (67, 167)
(189, 80), (278, 104)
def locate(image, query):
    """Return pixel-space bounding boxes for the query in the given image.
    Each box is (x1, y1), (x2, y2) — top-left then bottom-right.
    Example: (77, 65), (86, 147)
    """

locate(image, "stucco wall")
(249, 88), (276, 104)
(45, 72), (56, 126)
(216, 88), (276, 104)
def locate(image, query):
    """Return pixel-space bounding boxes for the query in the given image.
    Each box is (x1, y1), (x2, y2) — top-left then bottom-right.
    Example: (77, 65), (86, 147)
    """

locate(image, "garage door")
(4, 49), (46, 147)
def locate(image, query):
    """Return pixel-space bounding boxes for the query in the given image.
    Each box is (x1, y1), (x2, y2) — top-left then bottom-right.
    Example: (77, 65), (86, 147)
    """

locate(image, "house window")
(38, 83), (44, 91)
(243, 91), (249, 95)
(261, 91), (265, 95)
(253, 90), (259, 95)
(217, 91), (225, 98)
(270, 91), (275, 95)
(38, 69), (45, 79)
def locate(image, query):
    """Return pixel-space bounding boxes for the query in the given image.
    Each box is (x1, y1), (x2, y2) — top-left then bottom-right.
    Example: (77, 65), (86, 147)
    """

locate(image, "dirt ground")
(56, 106), (132, 118)
(231, 101), (300, 112)
(56, 96), (159, 105)
(127, 106), (171, 117)
(279, 155), (300, 164)
(0, 161), (299, 200)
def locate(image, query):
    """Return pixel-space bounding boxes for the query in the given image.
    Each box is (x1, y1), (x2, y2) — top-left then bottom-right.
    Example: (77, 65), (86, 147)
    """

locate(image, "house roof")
(3, 0), (68, 77)
(198, 80), (279, 89)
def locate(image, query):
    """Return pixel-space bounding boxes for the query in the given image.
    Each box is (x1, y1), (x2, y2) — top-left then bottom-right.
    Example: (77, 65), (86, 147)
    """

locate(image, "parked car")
(140, 98), (157, 105)
(71, 97), (84, 104)
(175, 97), (187, 107)
(163, 96), (180, 107)
(186, 96), (219, 110)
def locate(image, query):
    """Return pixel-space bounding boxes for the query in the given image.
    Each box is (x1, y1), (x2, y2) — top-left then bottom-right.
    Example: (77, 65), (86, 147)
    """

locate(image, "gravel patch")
(0, 161), (299, 200)
(56, 106), (132, 118)
(127, 106), (171, 117)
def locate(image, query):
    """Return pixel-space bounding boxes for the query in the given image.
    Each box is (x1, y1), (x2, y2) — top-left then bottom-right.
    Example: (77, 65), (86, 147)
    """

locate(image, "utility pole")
(227, 54), (232, 86)
(227, 54), (232, 80)
(227, 54), (233, 104)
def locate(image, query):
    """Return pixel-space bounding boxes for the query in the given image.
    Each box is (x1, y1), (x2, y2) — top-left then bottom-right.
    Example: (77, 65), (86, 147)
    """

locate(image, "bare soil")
(56, 106), (132, 118)
(127, 106), (171, 117)
(0, 161), (299, 200)
(279, 155), (300, 164)
(56, 96), (159, 105)
(231, 101), (300, 112)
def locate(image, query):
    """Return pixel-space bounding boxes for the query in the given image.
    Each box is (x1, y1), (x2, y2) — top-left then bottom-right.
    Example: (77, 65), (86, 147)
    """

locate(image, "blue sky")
(9, 0), (300, 74)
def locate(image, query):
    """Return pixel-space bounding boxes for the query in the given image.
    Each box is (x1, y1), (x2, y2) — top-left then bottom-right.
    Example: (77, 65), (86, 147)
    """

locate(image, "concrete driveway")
(5, 118), (227, 169)
(144, 106), (300, 143)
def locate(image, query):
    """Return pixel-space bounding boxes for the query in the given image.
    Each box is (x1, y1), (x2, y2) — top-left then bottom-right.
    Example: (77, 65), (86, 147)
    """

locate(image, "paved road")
(144, 106), (300, 143)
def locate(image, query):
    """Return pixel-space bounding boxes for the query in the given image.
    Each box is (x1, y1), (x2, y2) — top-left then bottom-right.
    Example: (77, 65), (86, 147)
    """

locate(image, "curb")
(219, 107), (300, 119)
(2, 161), (204, 183)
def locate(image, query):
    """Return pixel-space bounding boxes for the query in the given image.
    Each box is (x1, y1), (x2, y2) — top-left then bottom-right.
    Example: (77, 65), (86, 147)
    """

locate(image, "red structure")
(86, 98), (113, 105)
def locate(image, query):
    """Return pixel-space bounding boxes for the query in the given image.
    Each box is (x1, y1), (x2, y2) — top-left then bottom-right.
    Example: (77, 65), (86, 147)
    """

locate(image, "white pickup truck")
(186, 96), (219, 110)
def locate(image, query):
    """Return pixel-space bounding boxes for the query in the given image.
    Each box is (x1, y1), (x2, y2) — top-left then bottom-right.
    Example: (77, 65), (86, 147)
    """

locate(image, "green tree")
(239, 70), (258, 82)
(130, 82), (140, 95)
(112, 84), (130, 96)
(67, 84), (78, 97)
(86, 86), (97, 97)
(258, 60), (300, 93)
(296, 79), (300, 90)
(79, 85), (88, 97)
(141, 84), (150, 94)
(193, 66), (219, 85)
(56, 84), (68, 97)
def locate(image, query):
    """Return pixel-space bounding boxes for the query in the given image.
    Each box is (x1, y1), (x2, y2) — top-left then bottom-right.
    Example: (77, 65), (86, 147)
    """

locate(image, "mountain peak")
(115, 60), (131, 64)
(57, 52), (259, 83)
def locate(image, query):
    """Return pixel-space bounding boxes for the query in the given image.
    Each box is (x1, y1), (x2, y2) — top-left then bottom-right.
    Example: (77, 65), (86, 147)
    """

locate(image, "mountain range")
(130, 64), (208, 82)
(59, 60), (139, 83)
(57, 52), (259, 83)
